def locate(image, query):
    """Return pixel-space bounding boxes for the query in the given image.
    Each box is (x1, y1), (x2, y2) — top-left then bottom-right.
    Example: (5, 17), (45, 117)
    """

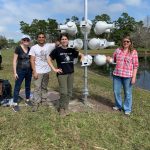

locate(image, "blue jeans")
(113, 75), (132, 113)
(13, 68), (32, 103)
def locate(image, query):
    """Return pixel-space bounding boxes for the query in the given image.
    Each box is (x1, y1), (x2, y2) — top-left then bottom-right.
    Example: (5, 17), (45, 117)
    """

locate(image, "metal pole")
(83, 0), (88, 103)
(85, 0), (88, 22)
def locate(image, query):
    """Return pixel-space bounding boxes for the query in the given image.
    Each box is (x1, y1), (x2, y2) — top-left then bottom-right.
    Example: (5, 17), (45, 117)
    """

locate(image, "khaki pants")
(57, 73), (74, 109)
(33, 73), (49, 104)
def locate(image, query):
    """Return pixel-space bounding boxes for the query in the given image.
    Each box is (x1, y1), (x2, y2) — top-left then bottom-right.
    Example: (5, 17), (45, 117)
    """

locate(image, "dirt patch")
(19, 90), (115, 113)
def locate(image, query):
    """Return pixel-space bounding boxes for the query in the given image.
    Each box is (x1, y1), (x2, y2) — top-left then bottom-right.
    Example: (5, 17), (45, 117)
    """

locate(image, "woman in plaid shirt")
(107, 36), (139, 115)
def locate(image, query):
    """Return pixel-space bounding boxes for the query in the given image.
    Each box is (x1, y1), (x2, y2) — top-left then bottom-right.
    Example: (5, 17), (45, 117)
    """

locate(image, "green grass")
(80, 48), (150, 56)
(0, 49), (150, 150)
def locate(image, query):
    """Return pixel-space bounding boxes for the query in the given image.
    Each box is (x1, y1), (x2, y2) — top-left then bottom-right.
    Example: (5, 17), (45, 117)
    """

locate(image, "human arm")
(30, 55), (38, 79)
(13, 53), (18, 80)
(131, 50), (139, 84)
(47, 56), (62, 73)
(106, 49), (117, 64)
(78, 52), (84, 62)
(131, 68), (138, 84)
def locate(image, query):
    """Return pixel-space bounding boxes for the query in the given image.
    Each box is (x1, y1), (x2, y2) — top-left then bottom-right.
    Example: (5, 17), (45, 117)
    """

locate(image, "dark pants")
(0, 55), (2, 68)
(13, 68), (32, 103)
(57, 73), (74, 109)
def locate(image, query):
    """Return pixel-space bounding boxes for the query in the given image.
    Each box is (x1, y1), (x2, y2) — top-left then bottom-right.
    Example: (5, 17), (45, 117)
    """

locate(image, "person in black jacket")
(47, 33), (84, 117)
(12, 35), (33, 112)
(0, 46), (2, 69)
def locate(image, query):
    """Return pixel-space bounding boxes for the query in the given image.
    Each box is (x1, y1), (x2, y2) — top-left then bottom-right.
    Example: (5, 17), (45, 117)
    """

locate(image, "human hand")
(54, 68), (62, 74)
(80, 54), (85, 62)
(14, 73), (19, 80)
(131, 77), (136, 84)
(33, 71), (38, 79)
(106, 56), (113, 63)
(55, 41), (60, 47)
(80, 56), (84, 62)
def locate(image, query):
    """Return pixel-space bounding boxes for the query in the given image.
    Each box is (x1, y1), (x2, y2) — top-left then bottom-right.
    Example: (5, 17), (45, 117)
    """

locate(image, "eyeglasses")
(123, 40), (130, 43)
(23, 39), (30, 42)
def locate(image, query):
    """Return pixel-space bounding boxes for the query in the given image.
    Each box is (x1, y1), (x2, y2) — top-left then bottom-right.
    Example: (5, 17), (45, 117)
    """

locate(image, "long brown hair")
(121, 36), (134, 53)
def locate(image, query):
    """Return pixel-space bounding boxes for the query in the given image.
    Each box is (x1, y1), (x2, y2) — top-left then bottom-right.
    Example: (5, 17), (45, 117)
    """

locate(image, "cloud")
(0, 26), (6, 32)
(107, 3), (125, 13)
(123, 0), (142, 6)
(87, 0), (126, 21)
(49, 0), (83, 15)
(0, 0), (149, 41)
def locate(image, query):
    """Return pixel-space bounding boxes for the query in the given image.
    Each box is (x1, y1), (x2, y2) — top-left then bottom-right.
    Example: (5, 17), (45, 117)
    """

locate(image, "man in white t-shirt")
(29, 32), (56, 111)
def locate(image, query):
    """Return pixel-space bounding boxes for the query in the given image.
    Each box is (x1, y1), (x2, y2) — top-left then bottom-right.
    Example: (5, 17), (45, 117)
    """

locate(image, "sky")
(0, 0), (150, 41)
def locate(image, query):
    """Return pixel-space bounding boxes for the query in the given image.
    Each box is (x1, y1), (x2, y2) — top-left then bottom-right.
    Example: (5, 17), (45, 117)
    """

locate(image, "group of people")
(12, 32), (84, 117)
(12, 32), (139, 116)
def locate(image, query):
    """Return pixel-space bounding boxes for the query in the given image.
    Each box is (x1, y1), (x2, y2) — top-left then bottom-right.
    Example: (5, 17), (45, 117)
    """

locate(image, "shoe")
(59, 109), (68, 117)
(12, 105), (20, 112)
(65, 109), (70, 116)
(59, 108), (70, 117)
(125, 112), (131, 116)
(25, 100), (33, 107)
(113, 106), (121, 111)
(32, 104), (39, 112)
(59, 109), (66, 117)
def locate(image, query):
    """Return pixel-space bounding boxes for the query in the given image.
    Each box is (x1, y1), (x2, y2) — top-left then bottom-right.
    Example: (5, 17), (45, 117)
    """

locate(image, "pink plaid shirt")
(113, 48), (139, 78)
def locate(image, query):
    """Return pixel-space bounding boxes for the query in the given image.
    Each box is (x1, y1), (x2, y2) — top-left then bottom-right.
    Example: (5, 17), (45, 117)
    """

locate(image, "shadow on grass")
(73, 87), (114, 110)
(89, 94), (114, 108)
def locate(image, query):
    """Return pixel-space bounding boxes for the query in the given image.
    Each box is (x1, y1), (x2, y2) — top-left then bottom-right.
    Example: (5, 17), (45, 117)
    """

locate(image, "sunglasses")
(123, 40), (130, 43)
(23, 38), (30, 42)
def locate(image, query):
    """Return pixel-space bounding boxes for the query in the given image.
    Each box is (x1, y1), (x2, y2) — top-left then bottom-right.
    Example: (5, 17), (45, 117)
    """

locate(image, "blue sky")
(0, 0), (150, 41)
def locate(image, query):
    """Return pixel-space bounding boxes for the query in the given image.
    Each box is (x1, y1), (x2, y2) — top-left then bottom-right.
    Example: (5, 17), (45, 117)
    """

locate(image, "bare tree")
(131, 16), (150, 49)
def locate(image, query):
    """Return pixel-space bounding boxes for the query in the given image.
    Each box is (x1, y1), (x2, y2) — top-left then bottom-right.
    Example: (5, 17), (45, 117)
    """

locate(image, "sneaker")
(113, 106), (121, 111)
(12, 105), (20, 112)
(65, 109), (70, 116)
(25, 100), (33, 107)
(125, 112), (131, 116)
(59, 109), (66, 117)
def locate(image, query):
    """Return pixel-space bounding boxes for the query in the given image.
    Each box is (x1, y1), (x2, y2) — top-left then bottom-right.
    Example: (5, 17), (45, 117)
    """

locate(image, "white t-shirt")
(29, 43), (55, 73)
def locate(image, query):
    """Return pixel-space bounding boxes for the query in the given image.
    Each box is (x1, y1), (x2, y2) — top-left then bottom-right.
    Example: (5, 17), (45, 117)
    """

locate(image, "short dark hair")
(59, 33), (69, 41)
(36, 32), (46, 39)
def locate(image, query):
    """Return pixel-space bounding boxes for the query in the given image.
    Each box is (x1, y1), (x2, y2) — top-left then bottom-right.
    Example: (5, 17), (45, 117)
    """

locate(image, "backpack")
(0, 55), (2, 64)
(0, 79), (12, 101)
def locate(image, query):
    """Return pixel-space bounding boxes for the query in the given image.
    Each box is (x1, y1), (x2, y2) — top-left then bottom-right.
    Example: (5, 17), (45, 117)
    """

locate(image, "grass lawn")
(0, 49), (150, 150)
